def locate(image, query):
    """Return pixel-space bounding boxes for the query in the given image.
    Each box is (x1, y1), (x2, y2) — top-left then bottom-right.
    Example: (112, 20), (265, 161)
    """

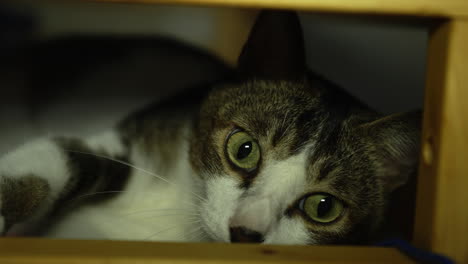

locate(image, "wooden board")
(0, 238), (414, 264)
(87, 0), (468, 18)
(211, 9), (257, 64)
(413, 19), (468, 264)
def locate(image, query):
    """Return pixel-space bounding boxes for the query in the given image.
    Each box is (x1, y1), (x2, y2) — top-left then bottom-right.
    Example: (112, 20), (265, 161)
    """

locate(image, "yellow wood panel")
(414, 19), (468, 263)
(0, 238), (414, 264)
(212, 9), (257, 65)
(88, 0), (468, 18)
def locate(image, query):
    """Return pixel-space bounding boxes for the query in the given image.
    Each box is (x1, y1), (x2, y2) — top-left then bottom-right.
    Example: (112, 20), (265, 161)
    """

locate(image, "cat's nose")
(229, 227), (264, 243)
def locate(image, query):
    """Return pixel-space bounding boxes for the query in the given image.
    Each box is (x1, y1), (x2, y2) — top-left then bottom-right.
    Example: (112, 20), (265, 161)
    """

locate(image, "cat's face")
(189, 11), (420, 245)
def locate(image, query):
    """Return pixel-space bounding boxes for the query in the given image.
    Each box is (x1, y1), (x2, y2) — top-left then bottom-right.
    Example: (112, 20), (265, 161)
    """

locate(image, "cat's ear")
(361, 111), (422, 193)
(237, 10), (306, 81)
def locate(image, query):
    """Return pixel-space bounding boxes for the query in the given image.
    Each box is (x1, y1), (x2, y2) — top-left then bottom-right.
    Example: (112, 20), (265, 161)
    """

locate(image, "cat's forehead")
(208, 80), (319, 116)
(304, 135), (380, 207)
(205, 80), (324, 151)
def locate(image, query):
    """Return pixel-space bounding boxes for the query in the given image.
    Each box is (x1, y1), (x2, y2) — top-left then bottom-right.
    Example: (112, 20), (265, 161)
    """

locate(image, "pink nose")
(229, 226), (264, 243)
(229, 197), (272, 237)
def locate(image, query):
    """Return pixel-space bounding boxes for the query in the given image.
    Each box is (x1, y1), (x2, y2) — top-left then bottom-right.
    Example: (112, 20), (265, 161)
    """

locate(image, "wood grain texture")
(0, 238), (414, 264)
(414, 19), (468, 263)
(86, 0), (468, 18)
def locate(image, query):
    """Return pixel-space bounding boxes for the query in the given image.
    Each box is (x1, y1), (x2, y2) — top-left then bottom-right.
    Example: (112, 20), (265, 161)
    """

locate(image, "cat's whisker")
(188, 232), (203, 242)
(122, 212), (200, 221)
(137, 213), (200, 220)
(120, 208), (197, 217)
(185, 227), (204, 241)
(64, 150), (207, 203)
(279, 116), (296, 141)
(194, 230), (209, 242)
(173, 199), (203, 209)
(65, 190), (128, 205)
(143, 225), (180, 241)
(64, 190), (202, 213)
(166, 225), (203, 242)
(332, 146), (370, 164)
(120, 199), (201, 217)
(279, 109), (291, 131)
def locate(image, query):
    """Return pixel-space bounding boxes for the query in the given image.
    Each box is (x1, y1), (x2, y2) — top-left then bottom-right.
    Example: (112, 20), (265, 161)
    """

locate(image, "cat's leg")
(0, 130), (130, 235)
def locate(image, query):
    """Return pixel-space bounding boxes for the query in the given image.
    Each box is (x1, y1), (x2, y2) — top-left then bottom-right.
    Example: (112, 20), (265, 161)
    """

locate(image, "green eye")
(226, 131), (260, 171)
(301, 194), (344, 223)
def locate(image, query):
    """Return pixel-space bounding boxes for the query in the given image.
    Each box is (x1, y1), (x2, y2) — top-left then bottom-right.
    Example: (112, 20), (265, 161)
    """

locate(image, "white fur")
(85, 131), (126, 156)
(199, 148), (314, 244)
(0, 138), (70, 198)
(199, 177), (243, 242)
(45, 132), (204, 242)
(0, 138), (73, 234)
(264, 217), (311, 244)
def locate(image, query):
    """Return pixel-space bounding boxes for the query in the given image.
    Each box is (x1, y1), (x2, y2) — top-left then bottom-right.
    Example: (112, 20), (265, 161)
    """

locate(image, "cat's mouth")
(201, 195), (274, 243)
(199, 177), (279, 244)
(228, 226), (264, 243)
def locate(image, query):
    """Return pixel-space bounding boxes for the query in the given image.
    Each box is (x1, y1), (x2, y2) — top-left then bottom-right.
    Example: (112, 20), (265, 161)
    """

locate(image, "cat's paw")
(0, 175), (50, 235)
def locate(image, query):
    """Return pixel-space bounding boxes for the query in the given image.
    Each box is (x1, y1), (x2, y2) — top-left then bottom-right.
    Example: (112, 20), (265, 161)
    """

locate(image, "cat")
(0, 10), (421, 245)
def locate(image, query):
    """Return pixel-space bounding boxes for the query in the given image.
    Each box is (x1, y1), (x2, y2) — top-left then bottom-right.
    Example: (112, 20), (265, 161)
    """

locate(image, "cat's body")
(0, 11), (420, 245)
(45, 90), (206, 241)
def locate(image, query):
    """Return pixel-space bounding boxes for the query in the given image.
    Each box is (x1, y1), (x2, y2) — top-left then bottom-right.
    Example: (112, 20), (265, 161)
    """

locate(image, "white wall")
(301, 14), (427, 114)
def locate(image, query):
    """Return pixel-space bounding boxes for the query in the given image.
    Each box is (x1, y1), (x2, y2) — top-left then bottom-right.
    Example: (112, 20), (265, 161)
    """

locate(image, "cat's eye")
(300, 194), (344, 223)
(226, 131), (260, 171)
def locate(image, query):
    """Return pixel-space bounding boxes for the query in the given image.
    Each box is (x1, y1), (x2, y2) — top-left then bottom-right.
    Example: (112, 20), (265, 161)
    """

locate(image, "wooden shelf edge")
(0, 238), (414, 264)
(86, 0), (468, 18)
(413, 18), (468, 264)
